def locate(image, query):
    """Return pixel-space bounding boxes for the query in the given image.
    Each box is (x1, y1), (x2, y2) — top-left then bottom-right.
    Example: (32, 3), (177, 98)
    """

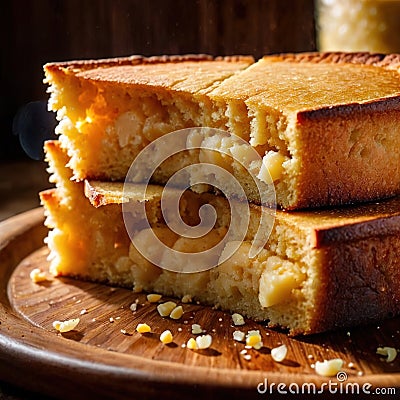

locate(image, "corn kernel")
(170, 305), (184, 320)
(157, 301), (177, 317)
(187, 338), (198, 350)
(315, 359), (344, 377)
(232, 313), (245, 326)
(245, 330), (263, 349)
(160, 330), (173, 344)
(30, 268), (48, 283)
(196, 334), (212, 350)
(233, 330), (245, 342)
(52, 318), (80, 333)
(377, 347), (397, 363)
(136, 323), (151, 333)
(191, 324), (203, 335)
(271, 344), (288, 362)
(147, 293), (162, 303)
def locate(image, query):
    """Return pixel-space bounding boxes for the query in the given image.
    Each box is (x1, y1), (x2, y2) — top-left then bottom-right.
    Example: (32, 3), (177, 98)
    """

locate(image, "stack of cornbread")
(40, 52), (400, 335)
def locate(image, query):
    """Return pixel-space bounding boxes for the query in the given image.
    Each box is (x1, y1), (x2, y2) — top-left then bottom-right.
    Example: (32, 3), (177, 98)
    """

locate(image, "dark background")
(0, 0), (316, 161)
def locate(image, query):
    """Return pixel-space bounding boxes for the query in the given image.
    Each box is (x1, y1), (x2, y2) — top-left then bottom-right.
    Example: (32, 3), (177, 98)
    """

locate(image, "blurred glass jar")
(316, 0), (400, 53)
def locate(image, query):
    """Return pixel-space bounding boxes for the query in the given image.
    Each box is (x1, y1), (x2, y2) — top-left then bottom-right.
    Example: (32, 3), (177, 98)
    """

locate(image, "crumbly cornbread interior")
(40, 141), (321, 335)
(45, 53), (400, 209)
(41, 141), (400, 335)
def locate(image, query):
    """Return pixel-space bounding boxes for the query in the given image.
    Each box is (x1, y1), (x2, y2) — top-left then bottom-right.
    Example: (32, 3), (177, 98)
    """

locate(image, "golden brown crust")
(292, 101), (400, 210)
(44, 52), (400, 210)
(312, 234), (400, 334)
(39, 188), (57, 205)
(264, 51), (400, 69)
(44, 54), (255, 74)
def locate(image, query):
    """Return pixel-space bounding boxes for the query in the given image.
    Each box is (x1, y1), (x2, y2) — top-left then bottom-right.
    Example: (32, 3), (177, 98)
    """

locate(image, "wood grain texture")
(0, 209), (399, 399)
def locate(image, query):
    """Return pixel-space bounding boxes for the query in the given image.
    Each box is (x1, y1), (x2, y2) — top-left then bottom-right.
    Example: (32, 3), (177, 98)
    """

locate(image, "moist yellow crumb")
(147, 293), (162, 303)
(376, 346), (397, 362)
(191, 324), (203, 335)
(132, 285), (143, 293)
(232, 313), (245, 326)
(196, 334), (213, 350)
(157, 301), (177, 317)
(187, 337), (198, 350)
(52, 318), (80, 333)
(29, 268), (48, 283)
(181, 295), (192, 303)
(245, 330), (263, 349)
(136, 323), (151, 333)
(170, 305), (184, 320)
(315, 359), (344, 376)
(160, 330), (173, 344)
(233, 330), (245, 342)
(271, 344), (288, 362)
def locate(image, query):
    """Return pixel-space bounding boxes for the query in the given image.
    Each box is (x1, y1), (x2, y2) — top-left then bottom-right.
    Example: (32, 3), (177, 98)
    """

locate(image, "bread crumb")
(80, 309), (88, 315)
(52, 318), (80, 333)
(376, 346), (397, 363)
(160, 330), (173, 344)
(133, 285), (143, 293)
(315, 359), (344, 376)
(271, 344), (288, 362)
(30, 268), (48, 283)
(129, 303), (138, 312)
(243, 354), (252, 361)
(181, 295), (192, 303)
(157, 301), (177, 317)
(232, 313), (245, 326)
(147, 293), (162, 303)
(245, 330), (263, 349)
(109, 317), (115, 323)
(187, 338), (198, 350)
(136, 323), (151, 333)
(233, 330), (245, 342)
(192, 324), (203, 335)
(196, 334), (212, 350)
(170, 305), (184, 320)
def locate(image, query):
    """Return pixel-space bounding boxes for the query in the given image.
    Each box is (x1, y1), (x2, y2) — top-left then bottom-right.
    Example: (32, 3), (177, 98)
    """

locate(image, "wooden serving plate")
(0, 208), (399, 399)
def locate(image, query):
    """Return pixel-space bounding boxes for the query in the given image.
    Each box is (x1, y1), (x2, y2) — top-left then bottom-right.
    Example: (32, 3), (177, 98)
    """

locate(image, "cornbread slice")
(44, 52), (400, 209)
(40, 141), (400, 335)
